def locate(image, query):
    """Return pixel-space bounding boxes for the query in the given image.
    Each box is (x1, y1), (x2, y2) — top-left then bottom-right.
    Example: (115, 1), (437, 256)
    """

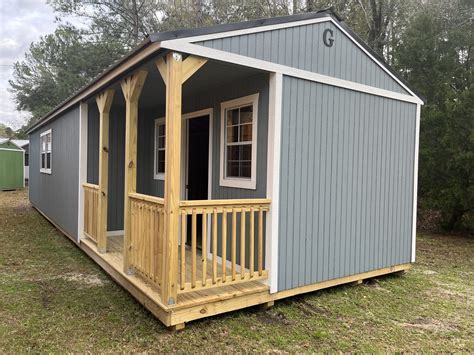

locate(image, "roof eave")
(26, 37), (159, 135)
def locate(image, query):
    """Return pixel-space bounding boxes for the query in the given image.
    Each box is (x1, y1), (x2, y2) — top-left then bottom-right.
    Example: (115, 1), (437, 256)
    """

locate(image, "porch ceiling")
(88, 58), (267, 109)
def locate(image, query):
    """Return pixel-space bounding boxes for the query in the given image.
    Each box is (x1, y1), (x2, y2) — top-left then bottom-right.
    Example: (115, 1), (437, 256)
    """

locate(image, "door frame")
(180, 108), (213, 248)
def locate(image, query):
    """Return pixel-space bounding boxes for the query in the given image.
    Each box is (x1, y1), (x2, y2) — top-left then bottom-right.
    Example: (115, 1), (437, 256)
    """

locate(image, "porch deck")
(106, 234), (240, 286)
(80, 235), (271, 328)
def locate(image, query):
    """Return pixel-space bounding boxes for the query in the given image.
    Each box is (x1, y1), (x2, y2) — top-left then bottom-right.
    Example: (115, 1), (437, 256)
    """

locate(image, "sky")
(0, 0), (61, 130)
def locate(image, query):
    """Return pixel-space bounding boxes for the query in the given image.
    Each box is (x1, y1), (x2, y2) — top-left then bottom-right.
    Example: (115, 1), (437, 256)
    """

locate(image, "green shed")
(0, 138), (25, 191)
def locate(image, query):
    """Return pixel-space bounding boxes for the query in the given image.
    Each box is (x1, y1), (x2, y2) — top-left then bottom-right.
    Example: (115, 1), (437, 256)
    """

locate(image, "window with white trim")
(220, 93), (258, 189)
(154, 118), (165, 180)
(40, 129), (52, 174)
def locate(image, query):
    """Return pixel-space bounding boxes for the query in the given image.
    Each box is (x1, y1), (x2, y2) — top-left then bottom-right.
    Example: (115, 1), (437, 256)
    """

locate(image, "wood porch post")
(121, 70), (148, 274)
(96, 89), (115, 253)
(157, 52), (208, 305)
(161, 52), (183, 305)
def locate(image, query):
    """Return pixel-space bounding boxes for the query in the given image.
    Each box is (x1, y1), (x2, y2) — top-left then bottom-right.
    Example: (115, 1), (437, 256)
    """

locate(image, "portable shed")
(26, 9), (423, 329)
(0, 139), (25, 191)
(12, 140), (29, 181)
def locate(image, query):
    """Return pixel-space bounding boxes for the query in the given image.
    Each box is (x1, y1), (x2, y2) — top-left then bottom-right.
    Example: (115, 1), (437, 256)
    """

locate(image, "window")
(220, 93), (258, 189)
(40, 129), (52, 174)
(154, 118), (166, 180)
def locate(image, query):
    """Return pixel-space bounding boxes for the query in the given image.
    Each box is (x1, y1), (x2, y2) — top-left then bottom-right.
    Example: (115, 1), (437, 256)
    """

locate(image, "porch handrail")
(177, 198), (271, 293)
(180, 198), (271, 207)
(128, 192), (164, 287)
(83, 183), (100, 242)
(83, 182), (99, 190)
(129, 192), (164, 205)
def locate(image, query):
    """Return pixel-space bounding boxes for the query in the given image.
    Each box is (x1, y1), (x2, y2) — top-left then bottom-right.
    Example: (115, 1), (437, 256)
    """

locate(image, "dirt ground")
(0, 189), (472, 352)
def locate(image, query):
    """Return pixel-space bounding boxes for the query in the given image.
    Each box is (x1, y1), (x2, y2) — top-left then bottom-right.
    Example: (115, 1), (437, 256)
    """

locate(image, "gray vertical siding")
(136, 73), (269, 200)
(195, 21), (408, 95)
(137, 108), (165, 197)
(86, 102), (125, 231)
(278, 76), (416, 291)
(184, 73), (269, 200)
(29, 106), (80, 240)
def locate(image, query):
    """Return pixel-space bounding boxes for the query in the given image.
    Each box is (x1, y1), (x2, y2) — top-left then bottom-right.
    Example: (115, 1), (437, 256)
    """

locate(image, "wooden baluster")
(180, 210), (186, 290)
(221, 208), (227, 282)
(145, 204), (150, 277)
(152, 207), (158, 283)
(231, 209), (237, 281)
(212, 208), (218, 284)
(258, 207), (263, 276)
(191, 209), (197, 288)
(138, 204), (143, 271)
(156, 206), (164, 286)
(201, 208), (207, 286)
(240, 209), (246, 279)
(129, 201), (134, 266)
(249, 207), (255, 278)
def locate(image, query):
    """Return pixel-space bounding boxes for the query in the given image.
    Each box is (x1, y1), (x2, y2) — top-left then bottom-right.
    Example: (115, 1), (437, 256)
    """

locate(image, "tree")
(9, 24), (126, 125)
(395, 0), (473, 230)
(0, 124), (15, 139)
(48, 0), (162, 49)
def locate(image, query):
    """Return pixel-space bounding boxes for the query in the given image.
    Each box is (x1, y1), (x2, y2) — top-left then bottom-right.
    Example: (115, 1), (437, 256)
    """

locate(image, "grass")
(0, 189), (472, 352)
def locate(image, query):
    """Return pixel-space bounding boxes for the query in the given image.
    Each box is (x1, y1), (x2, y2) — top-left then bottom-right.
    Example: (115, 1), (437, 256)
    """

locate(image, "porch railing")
(83, 183), (100, 242)
(177, 199), (271, 293)
(129, 192), (165, 287)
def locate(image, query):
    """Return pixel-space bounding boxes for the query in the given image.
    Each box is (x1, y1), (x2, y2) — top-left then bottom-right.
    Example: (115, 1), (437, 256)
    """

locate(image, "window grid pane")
(225, 105), (253, 179)
(155, 122), (166, 176)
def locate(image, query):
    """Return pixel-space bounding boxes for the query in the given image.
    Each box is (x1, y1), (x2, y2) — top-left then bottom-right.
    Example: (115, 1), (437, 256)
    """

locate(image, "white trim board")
(266, 73), (283, 294)
(411, 104), (421, 262)
(176, 17), (331, 43)
(0, 147), (24, 152)
(78, 102), (88, 242)
(161, 41), (423, 105)
(166, 16), (421, 102)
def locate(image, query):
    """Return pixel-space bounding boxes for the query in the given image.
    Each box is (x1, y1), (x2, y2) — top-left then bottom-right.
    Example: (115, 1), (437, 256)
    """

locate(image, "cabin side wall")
(86, 102), (125, 232)
(277, 76), (416, 292)
(29, 106), (80, 240)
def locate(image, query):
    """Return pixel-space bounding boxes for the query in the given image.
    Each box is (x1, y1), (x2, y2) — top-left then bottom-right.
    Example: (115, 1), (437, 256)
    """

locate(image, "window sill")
(40, 169), (52, 175)
(154, 173), (165, 181)
(219, 177), (256, 190)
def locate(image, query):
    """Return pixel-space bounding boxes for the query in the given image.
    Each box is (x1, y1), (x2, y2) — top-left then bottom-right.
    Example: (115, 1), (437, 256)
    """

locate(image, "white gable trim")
(160, 41), (423, 105)
(0, 139), (25, 151)
(163, 16), (421, 102)
(175, 17), (331, 44)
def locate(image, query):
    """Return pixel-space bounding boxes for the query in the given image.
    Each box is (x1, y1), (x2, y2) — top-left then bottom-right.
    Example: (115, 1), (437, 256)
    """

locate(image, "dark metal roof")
(150, 8), (338, 42)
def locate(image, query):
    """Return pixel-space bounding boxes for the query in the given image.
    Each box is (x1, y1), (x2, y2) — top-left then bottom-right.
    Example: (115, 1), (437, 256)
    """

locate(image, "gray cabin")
(27, 9), (423, 329)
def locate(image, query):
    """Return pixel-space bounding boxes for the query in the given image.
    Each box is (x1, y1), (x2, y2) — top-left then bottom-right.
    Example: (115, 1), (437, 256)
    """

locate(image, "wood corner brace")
(121, 70), (148, 103)
(155, 54), (208, 86)
(96, 89), (115, 114)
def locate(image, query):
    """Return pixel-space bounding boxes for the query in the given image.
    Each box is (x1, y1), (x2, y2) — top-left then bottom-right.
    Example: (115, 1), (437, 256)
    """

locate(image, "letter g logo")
(323, 29), (334, 47)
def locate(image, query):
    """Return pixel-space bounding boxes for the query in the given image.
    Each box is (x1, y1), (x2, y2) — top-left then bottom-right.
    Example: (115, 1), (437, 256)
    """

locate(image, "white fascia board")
(172, 17), (331, 44)
(160, 40), (423, 105)
(0, 147), (24, 152)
